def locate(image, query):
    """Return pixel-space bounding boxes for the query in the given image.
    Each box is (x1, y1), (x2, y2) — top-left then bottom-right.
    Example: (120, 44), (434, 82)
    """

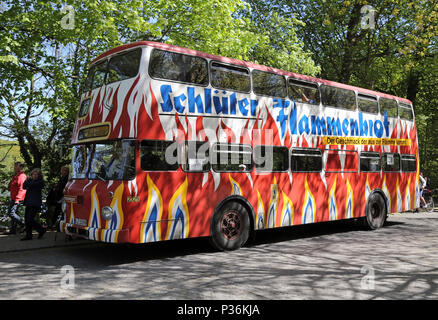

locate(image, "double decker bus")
(61, 41), (419, 250)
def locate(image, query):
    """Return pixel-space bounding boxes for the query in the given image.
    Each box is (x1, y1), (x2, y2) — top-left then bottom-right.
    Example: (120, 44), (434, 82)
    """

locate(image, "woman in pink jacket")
(7, 162), (27, 234)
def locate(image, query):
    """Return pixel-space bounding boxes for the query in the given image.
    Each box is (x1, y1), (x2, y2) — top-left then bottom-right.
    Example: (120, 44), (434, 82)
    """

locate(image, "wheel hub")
(220, 210), (242, 240)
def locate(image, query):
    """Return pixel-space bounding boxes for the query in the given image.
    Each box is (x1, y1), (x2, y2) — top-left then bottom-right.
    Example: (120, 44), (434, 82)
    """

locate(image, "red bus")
(61, 41), (419, 250)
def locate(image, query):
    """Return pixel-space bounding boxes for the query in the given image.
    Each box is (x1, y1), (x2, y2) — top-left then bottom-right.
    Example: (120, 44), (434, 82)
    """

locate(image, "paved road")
(0, 211), (437, 300)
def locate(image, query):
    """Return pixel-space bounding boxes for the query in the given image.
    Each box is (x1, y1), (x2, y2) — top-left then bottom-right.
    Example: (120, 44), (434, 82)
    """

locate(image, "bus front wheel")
(365, 193), (387, 230)
(210, 201), (250, 251)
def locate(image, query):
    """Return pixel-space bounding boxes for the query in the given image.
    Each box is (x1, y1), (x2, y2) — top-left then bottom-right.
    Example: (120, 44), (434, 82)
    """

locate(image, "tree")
(0, 0), (320, 186)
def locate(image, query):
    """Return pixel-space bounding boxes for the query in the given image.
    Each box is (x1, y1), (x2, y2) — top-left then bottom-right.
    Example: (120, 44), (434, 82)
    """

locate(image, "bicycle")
(420, 188), (434, 213)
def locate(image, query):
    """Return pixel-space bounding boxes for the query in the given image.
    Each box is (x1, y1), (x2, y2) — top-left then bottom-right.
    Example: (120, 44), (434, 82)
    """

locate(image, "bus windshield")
(72, 140), (136, 181)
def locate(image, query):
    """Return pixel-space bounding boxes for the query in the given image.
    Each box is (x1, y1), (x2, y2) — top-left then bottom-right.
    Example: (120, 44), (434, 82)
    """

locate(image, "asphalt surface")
(0, 210), (437, 300)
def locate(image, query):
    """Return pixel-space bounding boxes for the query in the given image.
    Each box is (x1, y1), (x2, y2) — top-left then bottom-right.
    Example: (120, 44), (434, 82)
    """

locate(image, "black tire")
(210, 201), (250, 251)
(364, 192), (387, 230)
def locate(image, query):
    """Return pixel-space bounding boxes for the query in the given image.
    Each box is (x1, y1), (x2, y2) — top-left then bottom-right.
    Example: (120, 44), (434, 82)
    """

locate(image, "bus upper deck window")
(358, 94), (378, 114)
(210, 62), (250, 93)
(149, 49), (208, 86)
(399, 103), (414, 121)
(90, 61), (107, 90)
(380, 98), (398, 118)
(106, 49), (142, 84)
(252, 70), (287, 98)
(288, 79), (320, 105)
(320, 85), (356, 111)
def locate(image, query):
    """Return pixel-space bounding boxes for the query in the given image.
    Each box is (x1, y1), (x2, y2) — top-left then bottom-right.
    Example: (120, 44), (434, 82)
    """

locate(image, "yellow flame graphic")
(140, 175), (163, 243)
(281, 191), (294, 226)
(345, 179), (354, 219)
(229, 175), (242, 196)
(329, 176), (338, 221)
(302, 175), (316, 224)
(256, 190), (265, 230)
(166, 177), (190, 240)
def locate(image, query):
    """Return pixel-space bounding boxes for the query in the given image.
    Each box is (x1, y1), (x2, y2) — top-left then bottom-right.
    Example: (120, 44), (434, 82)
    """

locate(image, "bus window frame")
(87, 139), (137, 181)
(148, 48), (209, 87)
(379, 97), (398, 118)
(105, 47), (143, 86)
(140, 139), (180, 172)
(359, 151), (381, 172)
(401, 154), (417, 172)
(399, 102), (414, 121)
(290, 147), (323, 173)
(181, 140), (211, 173)
(320, 84), (357, 111)
(251, 69), (287, 99)
(254, 145), (290, 173)
(209, 60), (251, 94)
(382, 152), (401, 173)
(71, 143), (93, 180)
(211, 142), (253, 173)
(324, 148), (359, 173)
(287, 77), (321, 106)
(357, 93), (379, 115)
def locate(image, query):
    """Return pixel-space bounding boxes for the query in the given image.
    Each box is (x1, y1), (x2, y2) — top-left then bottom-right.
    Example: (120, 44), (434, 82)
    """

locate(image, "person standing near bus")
(6, 162), (27, 235)
(420, 172), (427, 207)
(21, 168), (46, 241)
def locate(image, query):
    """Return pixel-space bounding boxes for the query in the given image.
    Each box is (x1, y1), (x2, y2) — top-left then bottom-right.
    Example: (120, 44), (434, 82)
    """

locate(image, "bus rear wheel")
(365, 193), (387, 230)
(210, 201), (250, 251)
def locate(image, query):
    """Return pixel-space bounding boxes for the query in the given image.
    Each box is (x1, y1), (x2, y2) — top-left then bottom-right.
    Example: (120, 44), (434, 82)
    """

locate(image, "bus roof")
(91, 41), (413, 105)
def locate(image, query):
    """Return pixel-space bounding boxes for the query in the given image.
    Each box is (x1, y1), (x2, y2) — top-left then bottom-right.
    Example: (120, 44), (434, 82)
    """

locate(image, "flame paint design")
(266, 177), (279, 228)
(397, 177), (402, 213)
(345, 179), (354, 219)
(302, 175), (316, 224)
(140, 175), (163, 243)
(256, 190), (265, 230)
(329, 176), (338, 221)
(103, 183), (124, 243)
(166, 178), (189, 240)
(365, 174), (372, 203)
(229, 175), (242, 196)
(88, 185), (101, 241)
(405, 176), (411, 211)
(281, 191), (294, 226)
(382, 175), (391, 214)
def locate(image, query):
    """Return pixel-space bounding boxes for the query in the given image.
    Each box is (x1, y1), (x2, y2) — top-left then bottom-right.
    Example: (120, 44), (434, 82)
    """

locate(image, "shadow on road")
(0, 218), (405, 270)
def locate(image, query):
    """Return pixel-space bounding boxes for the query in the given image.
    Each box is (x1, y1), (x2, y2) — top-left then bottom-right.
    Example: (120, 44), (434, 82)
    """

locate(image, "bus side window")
(149, 49), (208, 86)
(182, 141), (210, 172)
(91, 61), (107, 90)
(382, 153), (400, 172)
(106, 48), (142, 84)
(254, 145), (289, 172)
(320, 85), (356, 111)
(399, 103), (414, 121)
(290, 148), (322, 172)
(211, 143), (253, 172)
(140, 140), (179, 171)
(401, 154), (417, 172)
(288, 79), (320, 105)
(252, 70), (287, 98)
(210, 62), (250, 93)
(380, 98), (398, 118)
(360, 152), (381, 172)
(358, 94), (378, 114)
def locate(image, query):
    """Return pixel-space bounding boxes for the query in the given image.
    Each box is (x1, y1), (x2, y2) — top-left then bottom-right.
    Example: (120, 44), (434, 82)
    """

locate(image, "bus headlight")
(101, 206), (114, 221)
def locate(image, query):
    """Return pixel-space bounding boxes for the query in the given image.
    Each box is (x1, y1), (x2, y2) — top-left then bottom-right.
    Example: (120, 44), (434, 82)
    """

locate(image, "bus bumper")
(61, 222), (130, 243)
